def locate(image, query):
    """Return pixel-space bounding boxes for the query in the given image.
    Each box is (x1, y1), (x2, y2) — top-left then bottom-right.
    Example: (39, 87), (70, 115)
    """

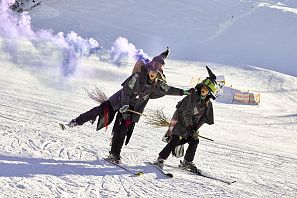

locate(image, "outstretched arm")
(150, 80), (194, 99)
(153, 80), (183, 97)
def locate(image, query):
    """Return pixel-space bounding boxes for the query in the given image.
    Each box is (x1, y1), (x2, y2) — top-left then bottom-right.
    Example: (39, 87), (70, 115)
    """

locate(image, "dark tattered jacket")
(108, 67), (183, 123)
(171, 90), (214, 138)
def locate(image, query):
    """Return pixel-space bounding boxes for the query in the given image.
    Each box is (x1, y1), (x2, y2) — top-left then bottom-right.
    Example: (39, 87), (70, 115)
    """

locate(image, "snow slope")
(29, 0), (297, 76)
(1, 55), (297, 197)
(1, 0), (297, 197)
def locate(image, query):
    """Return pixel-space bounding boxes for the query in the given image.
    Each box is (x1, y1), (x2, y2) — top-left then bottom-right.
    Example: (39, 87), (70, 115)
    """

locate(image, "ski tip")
(59, 123), (66, 130)
(135, 172), (144, 176)
(228, 181), (236, 185)
(166, 173), (173, 178)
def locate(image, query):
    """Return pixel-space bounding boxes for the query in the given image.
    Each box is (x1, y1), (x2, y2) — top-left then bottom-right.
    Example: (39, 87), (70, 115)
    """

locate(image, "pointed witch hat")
(160, 46), (170, 59)
(195, 66), (218, 100)
(152, 47), (170, 64)
(206, 65), (216, 82)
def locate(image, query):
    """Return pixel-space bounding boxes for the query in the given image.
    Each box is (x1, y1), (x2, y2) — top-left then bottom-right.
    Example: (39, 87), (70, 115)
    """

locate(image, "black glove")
(192, 130), (200, 140)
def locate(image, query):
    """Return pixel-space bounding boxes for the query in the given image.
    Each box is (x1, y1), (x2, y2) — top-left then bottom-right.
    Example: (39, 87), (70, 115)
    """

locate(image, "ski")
(166, 162), (235, 185)
(148, 162), (173, 178)
(103, 158), (144, 176)
(182, 167), (236, 185)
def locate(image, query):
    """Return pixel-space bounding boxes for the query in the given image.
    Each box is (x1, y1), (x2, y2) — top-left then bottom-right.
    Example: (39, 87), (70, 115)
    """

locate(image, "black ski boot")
(68, 119), (78, 128)
(106, 151), (121, 164)
(180, 160), (201, 174)
(153, 157), (165, 169)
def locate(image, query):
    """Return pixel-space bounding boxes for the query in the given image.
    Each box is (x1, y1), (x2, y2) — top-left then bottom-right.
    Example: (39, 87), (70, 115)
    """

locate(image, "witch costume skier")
(65, 48), (192, 163)
(154, 66), (217, 172)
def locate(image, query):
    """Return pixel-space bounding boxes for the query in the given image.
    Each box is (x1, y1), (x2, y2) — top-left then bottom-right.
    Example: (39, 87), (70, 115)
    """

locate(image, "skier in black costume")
(154, 66), (217, 172)
(66, 48), (193, 163)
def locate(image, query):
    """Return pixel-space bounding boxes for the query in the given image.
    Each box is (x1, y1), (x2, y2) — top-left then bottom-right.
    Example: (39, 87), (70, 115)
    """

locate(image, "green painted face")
(202, 79), (217, 93)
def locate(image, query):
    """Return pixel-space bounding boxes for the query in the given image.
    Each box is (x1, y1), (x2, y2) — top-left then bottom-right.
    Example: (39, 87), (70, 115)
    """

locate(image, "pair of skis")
(103, 159), (172, 178)
(104, 159), (235, 185)
(59, 123), (235, 184)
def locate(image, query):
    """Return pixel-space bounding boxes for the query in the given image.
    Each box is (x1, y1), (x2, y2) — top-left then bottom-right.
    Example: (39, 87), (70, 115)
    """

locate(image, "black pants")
(75, 100), (114, 126)
(110, 113), (135, 157)
(75, 101), (135, 157)
(159, 134), (199, 162)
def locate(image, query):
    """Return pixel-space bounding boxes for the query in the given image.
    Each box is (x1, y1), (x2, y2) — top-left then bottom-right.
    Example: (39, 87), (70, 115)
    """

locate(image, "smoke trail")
(0, 0), (149, 77)
(110, 37), (150, 65)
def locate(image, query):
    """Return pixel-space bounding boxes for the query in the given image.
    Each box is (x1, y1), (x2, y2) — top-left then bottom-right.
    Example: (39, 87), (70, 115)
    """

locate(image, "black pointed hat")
(206, 65), (216, 81)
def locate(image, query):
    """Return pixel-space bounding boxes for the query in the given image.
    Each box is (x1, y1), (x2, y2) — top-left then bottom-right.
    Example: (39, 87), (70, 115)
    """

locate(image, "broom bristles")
(85, 85), (108, 104)
(144, 108), (170, 127)
(85, 86), (170, 128)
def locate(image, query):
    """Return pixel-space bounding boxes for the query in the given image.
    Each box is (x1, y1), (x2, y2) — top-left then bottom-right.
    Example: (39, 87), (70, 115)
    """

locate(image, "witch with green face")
(154, 66), (218, 172)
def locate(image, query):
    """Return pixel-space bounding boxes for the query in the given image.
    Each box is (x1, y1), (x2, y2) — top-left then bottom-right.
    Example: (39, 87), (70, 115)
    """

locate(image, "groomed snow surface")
(1, 57), (297, 197)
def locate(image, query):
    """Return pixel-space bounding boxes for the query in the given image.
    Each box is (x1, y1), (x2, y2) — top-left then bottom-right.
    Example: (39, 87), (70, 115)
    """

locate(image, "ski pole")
(198, 135), (214, 142)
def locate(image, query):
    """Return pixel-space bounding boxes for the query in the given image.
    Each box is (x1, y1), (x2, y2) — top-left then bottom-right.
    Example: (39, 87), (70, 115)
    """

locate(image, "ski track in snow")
(1, 57), (297, 197)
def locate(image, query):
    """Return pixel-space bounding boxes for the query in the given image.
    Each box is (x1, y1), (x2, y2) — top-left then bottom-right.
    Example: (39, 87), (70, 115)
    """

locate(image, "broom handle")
(127, 109), (145, 116)
(126, 109), (214, 142)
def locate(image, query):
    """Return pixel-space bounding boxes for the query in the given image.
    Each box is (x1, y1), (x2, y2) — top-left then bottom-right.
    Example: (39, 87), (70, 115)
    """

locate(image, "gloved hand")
(192, 130), (200, 140)
(182, 88), (195, 95)
(121, 112), (131, 120)
(119, 105), (129, 113)
(184, 125), (194, 136)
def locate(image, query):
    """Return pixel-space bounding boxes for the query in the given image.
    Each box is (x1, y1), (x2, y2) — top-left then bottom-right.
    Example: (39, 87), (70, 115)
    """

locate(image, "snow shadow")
(143, 162), (173, 180)
(0, 155), (169, 179)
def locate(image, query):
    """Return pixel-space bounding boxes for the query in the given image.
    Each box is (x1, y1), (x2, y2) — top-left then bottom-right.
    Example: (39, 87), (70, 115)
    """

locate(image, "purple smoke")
(110, 37), (150, 65)
(0, 0), (149, 77)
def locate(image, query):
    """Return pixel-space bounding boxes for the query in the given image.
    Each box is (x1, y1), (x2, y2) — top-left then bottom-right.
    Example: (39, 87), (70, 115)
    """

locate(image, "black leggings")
(75, 100), (114, 126)
(111, 113), (135, 156)
(159, 134), (199, 162)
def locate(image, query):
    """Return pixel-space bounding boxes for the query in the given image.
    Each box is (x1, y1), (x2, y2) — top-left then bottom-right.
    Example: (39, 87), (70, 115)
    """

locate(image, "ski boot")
(68, 119), (78, 128)
(59, 119), (78, 130)
(179, 160), (201, 174)
(153, 157), (165, 169)
(106, 152), (121, 164)
(89, 119), (95, 124)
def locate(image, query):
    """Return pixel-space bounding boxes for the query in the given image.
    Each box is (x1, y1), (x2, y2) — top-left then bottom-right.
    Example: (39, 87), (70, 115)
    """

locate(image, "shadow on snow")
(0, 155), (170, 179)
